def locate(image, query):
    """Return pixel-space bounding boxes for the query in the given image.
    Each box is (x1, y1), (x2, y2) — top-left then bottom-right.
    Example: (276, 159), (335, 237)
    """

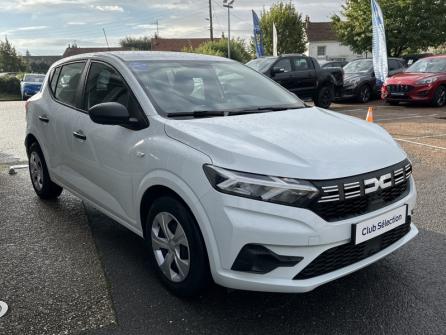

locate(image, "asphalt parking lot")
(0, 100), (445, 335)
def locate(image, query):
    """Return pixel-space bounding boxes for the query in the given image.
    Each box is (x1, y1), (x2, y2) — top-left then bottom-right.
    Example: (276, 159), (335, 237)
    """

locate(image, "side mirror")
(89, 102), (130, 125)
(271, 67), (285, 76)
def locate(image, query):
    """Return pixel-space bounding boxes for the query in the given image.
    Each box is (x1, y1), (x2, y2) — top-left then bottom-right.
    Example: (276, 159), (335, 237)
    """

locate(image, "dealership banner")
(252, 10), (264, 58)
(371, 0), (388, 84)
(273, 22), (278, 56)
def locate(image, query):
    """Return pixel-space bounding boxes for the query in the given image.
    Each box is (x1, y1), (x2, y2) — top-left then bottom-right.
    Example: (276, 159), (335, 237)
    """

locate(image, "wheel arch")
(137, 173), (221, 275)
(25, 133), (39, 157)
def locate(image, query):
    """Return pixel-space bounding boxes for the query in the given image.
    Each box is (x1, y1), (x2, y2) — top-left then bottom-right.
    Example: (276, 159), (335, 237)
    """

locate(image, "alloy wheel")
(360, 86), (371, 103)
(29, 151), (44, 191)
(436, 87), (446, 106)
(151, 212), (190, 282)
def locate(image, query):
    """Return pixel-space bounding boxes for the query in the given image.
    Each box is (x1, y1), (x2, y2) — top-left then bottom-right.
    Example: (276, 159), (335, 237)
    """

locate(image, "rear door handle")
(73, 130), (87, 141)
(38, 115), (49, 123)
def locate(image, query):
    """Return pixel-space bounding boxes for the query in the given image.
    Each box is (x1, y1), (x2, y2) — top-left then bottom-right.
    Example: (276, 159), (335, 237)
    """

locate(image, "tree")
(119, 36), (151, 51)
(0, 37), (26, 72)
(184, 38), (252, 63)
(259, 2), (307, 55)
(332, 0), (446, 57)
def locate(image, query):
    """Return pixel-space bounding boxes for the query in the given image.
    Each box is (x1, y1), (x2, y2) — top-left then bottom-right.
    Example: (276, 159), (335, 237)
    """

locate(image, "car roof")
(424, 55), (446, 59)
(53, 51), (232, 67)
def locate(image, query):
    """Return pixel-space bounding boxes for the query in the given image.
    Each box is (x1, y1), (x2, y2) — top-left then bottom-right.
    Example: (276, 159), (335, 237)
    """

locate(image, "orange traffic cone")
(366, 107), (374, 122)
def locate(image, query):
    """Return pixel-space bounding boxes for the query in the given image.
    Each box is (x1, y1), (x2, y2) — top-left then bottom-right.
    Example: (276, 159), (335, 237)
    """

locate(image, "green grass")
(0, 93), (21, 101)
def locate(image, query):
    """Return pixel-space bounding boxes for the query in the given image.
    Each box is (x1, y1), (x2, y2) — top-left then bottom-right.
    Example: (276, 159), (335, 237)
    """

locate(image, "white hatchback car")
(25, 52), (417, 297)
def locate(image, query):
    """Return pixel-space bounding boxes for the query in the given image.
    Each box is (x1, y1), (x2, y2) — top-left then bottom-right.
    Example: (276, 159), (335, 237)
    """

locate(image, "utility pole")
(223, 0), (234, 59)
(208, 0), (214, 41)
(102, 28), (110, 50)
(154, 20), (159, 37)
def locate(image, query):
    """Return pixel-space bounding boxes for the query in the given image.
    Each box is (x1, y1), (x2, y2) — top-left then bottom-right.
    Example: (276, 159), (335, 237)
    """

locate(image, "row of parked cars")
(246, 54), (446, 108)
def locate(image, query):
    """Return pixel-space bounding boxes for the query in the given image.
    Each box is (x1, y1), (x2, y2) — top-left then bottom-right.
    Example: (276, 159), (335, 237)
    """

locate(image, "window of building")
(317, 46), (326, 57)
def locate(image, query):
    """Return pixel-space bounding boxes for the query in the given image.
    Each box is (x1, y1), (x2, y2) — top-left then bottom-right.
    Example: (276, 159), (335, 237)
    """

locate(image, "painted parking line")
(375, 114), (438, 121)
(403, 133), (446, 140)
(395, 138), (446, 151)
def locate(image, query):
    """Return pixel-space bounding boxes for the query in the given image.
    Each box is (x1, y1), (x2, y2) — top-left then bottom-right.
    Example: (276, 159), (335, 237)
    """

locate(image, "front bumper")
(382, 84), (435, 102)
(200, 177), (417, 293)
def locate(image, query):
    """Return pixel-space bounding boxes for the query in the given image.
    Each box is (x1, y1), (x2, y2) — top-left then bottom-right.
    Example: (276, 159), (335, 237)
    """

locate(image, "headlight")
(416, 77), (438, 85)
(203, 165), (319, 207)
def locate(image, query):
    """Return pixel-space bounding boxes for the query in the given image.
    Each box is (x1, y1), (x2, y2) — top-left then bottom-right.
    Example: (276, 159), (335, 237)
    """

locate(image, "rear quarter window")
(50, 67), (61, 93)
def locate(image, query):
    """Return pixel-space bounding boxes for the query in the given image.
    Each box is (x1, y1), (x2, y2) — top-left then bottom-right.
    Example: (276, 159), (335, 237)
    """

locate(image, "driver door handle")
(38, 115), (49, 123)
(73, 130), (87, 141)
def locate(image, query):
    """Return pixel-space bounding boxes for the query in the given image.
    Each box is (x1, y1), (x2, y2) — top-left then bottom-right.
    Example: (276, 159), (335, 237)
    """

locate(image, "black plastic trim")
(232, 244), (303, 274)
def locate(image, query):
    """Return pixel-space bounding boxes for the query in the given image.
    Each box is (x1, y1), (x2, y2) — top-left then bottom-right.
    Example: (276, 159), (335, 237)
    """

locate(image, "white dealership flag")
(371, 0), (388, 84)
(273, 22), (278, 56)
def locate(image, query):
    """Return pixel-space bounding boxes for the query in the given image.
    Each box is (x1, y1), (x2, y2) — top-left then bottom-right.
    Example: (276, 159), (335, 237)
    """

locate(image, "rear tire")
(314, 85), (334, 109)
(357, 85), (372, 103)
(28, 142), (63, 199)
(431, 86), (446, 107)
(145, 196), (211, 297)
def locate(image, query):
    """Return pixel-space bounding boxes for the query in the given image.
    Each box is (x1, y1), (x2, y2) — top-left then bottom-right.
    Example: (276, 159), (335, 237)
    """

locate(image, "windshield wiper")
(166, 110), (227, 118)
(166, 105), (304, 118)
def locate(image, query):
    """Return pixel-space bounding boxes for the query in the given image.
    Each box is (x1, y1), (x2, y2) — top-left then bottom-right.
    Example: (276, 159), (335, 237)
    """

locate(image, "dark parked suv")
(246, 55), (343, 109)
(341, 58), (406, 103)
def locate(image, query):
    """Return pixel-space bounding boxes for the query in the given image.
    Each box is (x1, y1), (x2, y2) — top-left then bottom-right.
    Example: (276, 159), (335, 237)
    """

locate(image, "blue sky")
(0, 0), (344, 55)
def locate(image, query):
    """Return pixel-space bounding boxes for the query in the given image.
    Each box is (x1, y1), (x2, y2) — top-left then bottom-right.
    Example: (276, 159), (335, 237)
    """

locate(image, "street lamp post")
(223, 0), (234, 59)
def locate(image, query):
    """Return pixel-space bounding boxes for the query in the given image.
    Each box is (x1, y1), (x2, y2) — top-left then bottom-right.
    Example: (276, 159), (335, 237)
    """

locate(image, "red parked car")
(382, 55), (446, 107)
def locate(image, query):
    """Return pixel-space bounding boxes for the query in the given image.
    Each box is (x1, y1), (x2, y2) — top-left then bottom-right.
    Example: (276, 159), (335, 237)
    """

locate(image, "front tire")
(314, 85), (334, 109)
(431, 86), (446, 107)
(28, 142), (63, 199)
(357, 84), (372, 103)
(145, 196), (210, 297)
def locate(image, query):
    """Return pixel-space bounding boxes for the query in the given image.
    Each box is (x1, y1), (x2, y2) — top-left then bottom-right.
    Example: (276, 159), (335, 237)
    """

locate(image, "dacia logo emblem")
(364, 173), (392, 194)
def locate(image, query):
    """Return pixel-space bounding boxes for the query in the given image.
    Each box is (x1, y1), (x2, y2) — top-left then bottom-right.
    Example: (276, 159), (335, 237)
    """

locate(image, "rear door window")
(293, 57), (311, 71)
(54, 62), (86, 107)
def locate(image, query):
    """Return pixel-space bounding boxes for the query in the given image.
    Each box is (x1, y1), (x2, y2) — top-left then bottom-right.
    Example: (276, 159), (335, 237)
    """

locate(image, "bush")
(184, 38), (253, 63)
(0, 76), (21, 95)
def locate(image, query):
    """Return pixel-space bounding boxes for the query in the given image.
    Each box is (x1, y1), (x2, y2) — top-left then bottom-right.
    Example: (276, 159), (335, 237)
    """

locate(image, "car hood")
(386, 72), (437, 84)
(344, 73), (371, 82)
(164, 107), (406, 180)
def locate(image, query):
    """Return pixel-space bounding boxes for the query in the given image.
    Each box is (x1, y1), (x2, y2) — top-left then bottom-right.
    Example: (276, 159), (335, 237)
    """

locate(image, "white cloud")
(67, 21), (86, 25)
(92, 5), (124, 12)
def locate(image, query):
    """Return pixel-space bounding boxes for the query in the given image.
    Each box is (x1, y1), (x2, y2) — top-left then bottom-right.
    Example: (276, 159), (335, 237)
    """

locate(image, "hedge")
(0, 76), (21, 95)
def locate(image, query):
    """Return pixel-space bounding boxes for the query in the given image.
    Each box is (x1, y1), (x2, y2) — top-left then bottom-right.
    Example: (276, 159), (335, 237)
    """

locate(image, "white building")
(304, 18), (364, 63)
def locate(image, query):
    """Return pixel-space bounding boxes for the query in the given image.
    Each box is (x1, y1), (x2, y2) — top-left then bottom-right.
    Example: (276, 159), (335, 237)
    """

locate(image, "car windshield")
(245, 57), (276, 72)
(24, 74), (45, 83)
(343, 59), (373, 74)
(128, 60), (304, 117)
(406, 58), (446, 73)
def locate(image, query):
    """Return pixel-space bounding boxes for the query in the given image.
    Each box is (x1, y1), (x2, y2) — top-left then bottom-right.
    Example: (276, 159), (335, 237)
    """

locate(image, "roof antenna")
(102, 28), (110, 50)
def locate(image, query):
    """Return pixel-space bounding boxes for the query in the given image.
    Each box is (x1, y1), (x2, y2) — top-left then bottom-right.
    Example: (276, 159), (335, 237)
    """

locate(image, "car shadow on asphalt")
(83, 204), (445, 335)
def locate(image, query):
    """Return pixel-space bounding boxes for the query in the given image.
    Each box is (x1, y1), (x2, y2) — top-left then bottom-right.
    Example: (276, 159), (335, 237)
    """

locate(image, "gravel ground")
(0, 168), (116, 334)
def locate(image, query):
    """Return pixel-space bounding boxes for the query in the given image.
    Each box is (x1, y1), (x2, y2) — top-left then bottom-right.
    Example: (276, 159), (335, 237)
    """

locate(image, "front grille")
(294, 218), (411, 280)
(309, 160), (412, 222)
(388, 84), (413, 93)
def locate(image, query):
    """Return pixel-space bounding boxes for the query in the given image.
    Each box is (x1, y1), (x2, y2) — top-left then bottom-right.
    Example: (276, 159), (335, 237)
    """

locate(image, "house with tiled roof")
(304, 17), (363, 62)
(62, 46), (129, 58)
